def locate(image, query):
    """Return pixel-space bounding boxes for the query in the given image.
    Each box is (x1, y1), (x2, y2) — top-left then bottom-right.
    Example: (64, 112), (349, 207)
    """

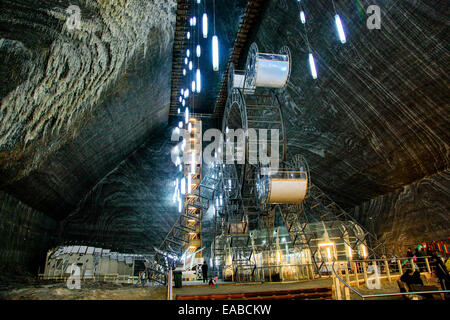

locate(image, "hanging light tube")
(191, 150), (195, 174)
(202, 13), (208, 38)
(181, 178), (186, 195)
(212, 35), (219, 71)
(196, 45), (201, 57)
(183, 68), (186, 76)
(187, 31), (190, 39)
(189, 60), (193, 70)
(187, 175), (192, 194)
(187, 49), (190, 57)
(300, 10), (306, 24)
(308, 53), (318, 79)
(185, 107), (189, 124)
(196, 69), (201, 92)
(192, 16), (196, 26)
(335, 14), (346, 44)
(192, 80), (196, 92)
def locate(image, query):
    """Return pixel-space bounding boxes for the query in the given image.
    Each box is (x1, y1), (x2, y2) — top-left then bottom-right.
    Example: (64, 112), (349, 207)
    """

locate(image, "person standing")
(201, 261), (208, 283)
(431, 254), (450, 291)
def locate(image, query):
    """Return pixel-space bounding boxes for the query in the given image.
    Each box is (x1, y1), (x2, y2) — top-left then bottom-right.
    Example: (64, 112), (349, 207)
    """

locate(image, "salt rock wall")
(58, 127), (179, 253)
(255, 0), (449, 209)
(0, 0), (176, 219)
(0, 191), (58, 276)
(352, 170), (450, 255)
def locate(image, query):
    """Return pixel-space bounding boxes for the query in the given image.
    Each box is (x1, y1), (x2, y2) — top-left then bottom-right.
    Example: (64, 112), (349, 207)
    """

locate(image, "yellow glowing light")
(362, 245), (367, 257)
(326, 247), (332, 260)
(319, 242), (334, 247)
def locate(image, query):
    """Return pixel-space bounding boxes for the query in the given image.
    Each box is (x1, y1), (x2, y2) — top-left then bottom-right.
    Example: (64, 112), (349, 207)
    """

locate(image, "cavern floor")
(0, 281), (166, 300)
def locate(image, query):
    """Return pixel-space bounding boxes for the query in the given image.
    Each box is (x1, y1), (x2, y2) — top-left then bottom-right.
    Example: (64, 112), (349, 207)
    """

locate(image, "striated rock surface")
(58, 128), (179, 253)
(255, 0), (449, 208)
(352, 170), (450, 255)
(0, 0), (176, 219)
(0, 191), (57, 275)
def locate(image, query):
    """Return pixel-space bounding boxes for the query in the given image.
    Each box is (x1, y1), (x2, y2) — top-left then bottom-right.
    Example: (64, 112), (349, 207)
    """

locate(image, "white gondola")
(228, 44), (291, 94)
(244, 43), (291, 90)
(257, 170), (308, 204)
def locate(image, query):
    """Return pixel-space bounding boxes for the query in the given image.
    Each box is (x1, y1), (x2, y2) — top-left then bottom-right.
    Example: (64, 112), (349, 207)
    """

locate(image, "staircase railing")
(331, 258), (450, 300)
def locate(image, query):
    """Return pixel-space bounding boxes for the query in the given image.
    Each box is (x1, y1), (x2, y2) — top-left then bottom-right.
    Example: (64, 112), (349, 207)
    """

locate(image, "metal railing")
(331, 259), (450, 300)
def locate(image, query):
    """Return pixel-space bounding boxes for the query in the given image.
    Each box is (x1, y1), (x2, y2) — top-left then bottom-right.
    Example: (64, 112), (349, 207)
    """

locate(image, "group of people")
(402, 247), (450, 292)
(201, 261), (218, 287)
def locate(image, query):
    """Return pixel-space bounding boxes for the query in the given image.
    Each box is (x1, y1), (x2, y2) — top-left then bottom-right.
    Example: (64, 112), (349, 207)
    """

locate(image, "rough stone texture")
(0, 0), (176, 219)
(251, 0), (449, 249)
(0, 0), (448, 272)
(352, 170), (450, 255)
(0, 191), (58, 276)
(58, 118), (220, 253)
(58, 128), (179, 253)
(256, 0), (449, 208)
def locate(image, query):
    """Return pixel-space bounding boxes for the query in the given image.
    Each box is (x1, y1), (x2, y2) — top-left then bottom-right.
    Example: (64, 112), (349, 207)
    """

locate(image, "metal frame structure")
(209, 43), (392, 281)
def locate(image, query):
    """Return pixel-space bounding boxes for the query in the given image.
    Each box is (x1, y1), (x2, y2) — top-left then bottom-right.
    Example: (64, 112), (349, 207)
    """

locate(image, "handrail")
(331, 260), (450, 300)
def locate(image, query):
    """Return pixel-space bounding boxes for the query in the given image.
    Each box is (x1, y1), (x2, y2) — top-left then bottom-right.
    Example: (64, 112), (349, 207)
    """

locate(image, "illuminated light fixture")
(184, 57), (188, 65)
(189, 60), (193, 70)
(300, 10), (306, 24)
(182, 99), (185, 107)
(181, 178), (186, 195)
(181, 88), (184, 95)
(362, 245), (367, 258)
(228, 179), (231, 188)
(178, 121), (183, 128)
(179, 96), (182, 102)
(192, 80), (196, 92)
(219, 195), (223, 206)
(189, 17), (192, 26)
(185, 107), (189, 124)
(184, 89), (189, 98)
(177, 108), (180, 114)
(192, 16), (196, 26)
(187, 31), (190, 39)
(187, 175), (192, 193)
(334, 14), (346, 44)
(187, 49), (190, 57)
(215, 198), (219, 207)
(212, 35), (219, 71)
(327, 247), (332, 260)
(226, 126), (229, 133)
(196, 45), (201, 57)
(318, 242), (334, 247)
(188, 122), (192, 133)
(197, 0), (201, 3)
(348, 246), (353, 259)
(196, 69), (201, 92)
(178, 200), (182, 213)
(308, 53), (318, 79)
(202, 13), (208, 38)
(183, 68), (186, 76)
